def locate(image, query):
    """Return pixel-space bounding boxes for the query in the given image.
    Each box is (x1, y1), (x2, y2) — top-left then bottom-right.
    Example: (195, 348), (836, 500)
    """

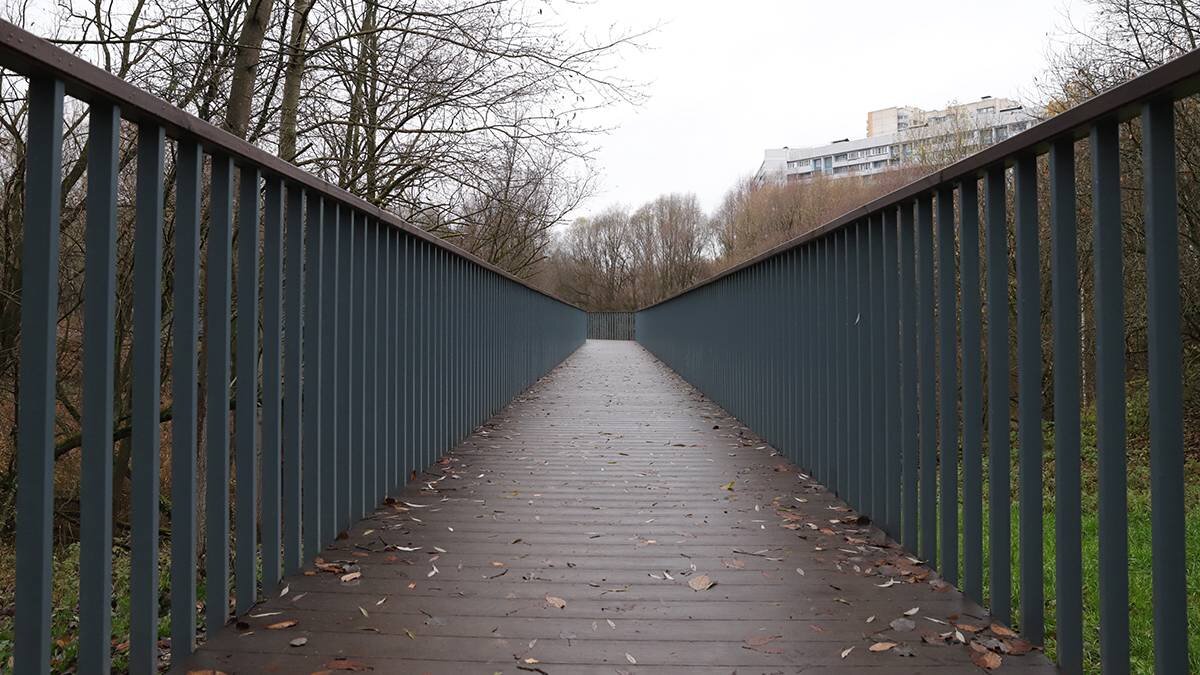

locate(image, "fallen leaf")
(889, 618), (916, 632)
(720, 481), (735, 491)
(1007, 639), (1034, 655)
(795, 568), (805, 576)
(990, 623), (1018, 638)
(972, 650), (1002, 670)
(340, 571), (362, 583)
(840, 646), (854, 659)
(745, 634), (783, 648)
(358, 606), (369, 618)
(545, 594), (567, 609)
(289, 637), (308, 647)
(266, 620), (298, 630)
(688, 574), (715, 591)
(904, 607), (920, 616)
(625, 653), (637, 664)
(869, 642), (897, 652)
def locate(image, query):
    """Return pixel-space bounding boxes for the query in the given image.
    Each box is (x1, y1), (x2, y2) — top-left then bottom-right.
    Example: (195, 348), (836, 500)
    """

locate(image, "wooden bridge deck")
(181, 340), (1054, 674)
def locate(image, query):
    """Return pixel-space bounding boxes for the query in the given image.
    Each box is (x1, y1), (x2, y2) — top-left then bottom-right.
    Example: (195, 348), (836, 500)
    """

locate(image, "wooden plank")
(183, 341), (1053, 673)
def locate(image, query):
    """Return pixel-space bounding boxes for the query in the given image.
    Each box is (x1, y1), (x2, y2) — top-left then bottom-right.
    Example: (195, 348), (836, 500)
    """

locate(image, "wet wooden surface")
(180, 340), (1054, 674)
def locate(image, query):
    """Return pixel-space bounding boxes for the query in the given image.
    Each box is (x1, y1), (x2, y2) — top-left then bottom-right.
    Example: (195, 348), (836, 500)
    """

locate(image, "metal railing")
(587, 311), (635, 340)
(0, 21), (585, 674)
(637, 47), (1200, 674)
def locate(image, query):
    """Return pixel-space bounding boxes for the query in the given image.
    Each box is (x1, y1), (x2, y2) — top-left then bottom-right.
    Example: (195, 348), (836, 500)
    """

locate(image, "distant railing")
(587, 312), (635, 340)
(0, 20), (585, 674)
(637, 46), (1199, 674)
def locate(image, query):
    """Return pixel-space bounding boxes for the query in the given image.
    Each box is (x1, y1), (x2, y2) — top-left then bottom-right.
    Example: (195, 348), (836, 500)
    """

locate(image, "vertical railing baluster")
(80, 100), (121, 673)
(168, 138), (202, 660)
(959, 177), (983, 604)
(936, 187), (958, 584)
(295, 188), (316, 567)
(130, 123), (166, 674)
(858, 221), (872, 515)
(1015, 153), (1044, 645)
(337, 205), (352, 531)
(871, 214), (886, 524)
(1091, 119), (1129, 670)
(984, 165), (1012, 625)
(917, 193), (937, 565)
(321, 199), (339, 541)
(1049, 137), (1082, 673)
(843, 231), (855, 506)
(235, 165), (261, 615)
(836, 231), (848, 499)
(382, 226), (392, 498)
(15, 73), (64, 675)
(206, 153), (235, 634)
(261, 175), (284, 591)
(1143, 98), (1186, 673)
(899, 200), (918, 551)
(883, 206), (901, 538)
(351, 212), (365, 520)
(302, 193), (324, 560)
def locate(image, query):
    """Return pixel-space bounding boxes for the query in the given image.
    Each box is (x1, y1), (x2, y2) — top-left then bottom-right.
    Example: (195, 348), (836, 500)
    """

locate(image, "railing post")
(959, 177), (983, 605)
(235, 165), (261, 615)
(80, 100), (122, 673)
(262, 174), (284, 591)
(916, 193), (937, 565)
(1091, 119), (1129, 670)
(1143, 98), (1187, 674)
(206, 153), (235, 635)
(984, 165), (1012, 625)
(936, 186), (958, 585)
(1050, 137), (1083, 673)
(899, 200), (918, 551)
(1015, 153), (1044, 645)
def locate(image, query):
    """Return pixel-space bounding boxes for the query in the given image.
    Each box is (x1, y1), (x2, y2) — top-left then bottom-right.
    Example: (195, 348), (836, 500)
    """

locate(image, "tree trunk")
(278, 0), (313, 162)
(224, 0), (276, 139)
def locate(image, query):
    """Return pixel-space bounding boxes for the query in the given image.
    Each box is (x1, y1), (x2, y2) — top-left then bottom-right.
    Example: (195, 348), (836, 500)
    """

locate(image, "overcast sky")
(561, 0), (1091, 218)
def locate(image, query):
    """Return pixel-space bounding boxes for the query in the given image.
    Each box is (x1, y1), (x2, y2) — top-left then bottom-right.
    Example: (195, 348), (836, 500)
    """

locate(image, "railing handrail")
(0, 19), (582, 312)
(639, 43), (1200, 312)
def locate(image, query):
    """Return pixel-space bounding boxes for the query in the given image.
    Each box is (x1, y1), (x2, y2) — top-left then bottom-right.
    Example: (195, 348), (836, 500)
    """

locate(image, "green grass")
(0, 543), (180, 672)
(958, 379), (1200, 674)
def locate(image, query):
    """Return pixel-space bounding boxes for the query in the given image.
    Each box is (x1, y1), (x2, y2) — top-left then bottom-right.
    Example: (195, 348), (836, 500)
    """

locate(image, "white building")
(757, 97), (1040, 184)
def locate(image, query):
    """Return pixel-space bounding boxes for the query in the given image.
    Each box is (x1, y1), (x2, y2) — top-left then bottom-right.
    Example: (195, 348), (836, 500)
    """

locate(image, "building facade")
(757, 97), (1040, 184)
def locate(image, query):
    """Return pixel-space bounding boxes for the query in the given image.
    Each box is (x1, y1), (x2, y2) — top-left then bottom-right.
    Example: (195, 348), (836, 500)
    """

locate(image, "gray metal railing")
(1, 21), (585, 674)
(587, 311), (635, 340)
(637, 48), (1200, 674)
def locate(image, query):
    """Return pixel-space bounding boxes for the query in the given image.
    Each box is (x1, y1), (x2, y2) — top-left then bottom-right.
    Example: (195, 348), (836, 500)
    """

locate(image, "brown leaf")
(544, 594), (567, 609)
(340, 571), (362, 583)
(688, 574), (715, 591)
(266, 620), (298, 630)
(990, 623), (1018, 638)
(869, 641), (897, 652)
(1007, 639), (1034, 655)
(971, 650), (1002, 670)
(745, 634), (783, 648)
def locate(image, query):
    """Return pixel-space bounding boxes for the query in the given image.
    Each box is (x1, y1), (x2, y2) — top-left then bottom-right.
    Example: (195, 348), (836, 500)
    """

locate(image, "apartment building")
(757, 97), (1040, 184)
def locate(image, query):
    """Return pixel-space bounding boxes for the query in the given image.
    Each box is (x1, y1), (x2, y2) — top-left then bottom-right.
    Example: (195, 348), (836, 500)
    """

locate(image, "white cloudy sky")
(559, 0), (1092, 218)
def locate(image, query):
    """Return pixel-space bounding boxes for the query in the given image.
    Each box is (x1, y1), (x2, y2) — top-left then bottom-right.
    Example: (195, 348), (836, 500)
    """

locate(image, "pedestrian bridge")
(1, 18), (1194, 675)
